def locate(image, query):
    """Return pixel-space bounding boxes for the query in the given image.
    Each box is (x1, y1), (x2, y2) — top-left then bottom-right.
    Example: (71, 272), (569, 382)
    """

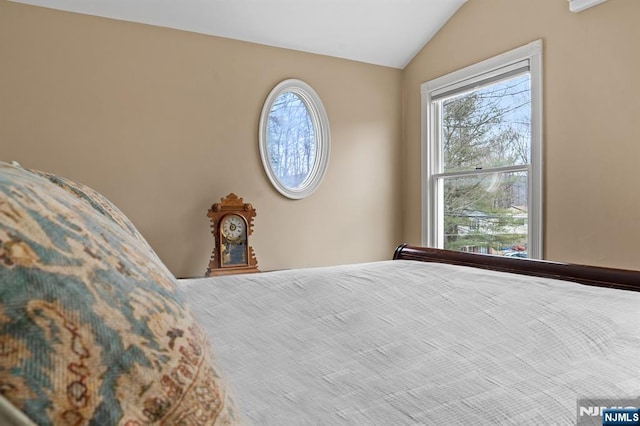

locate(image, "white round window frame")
(259, 79), (330, 199)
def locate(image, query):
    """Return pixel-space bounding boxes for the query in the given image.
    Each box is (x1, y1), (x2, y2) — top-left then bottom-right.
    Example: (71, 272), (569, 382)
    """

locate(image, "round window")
(259, 79), (330, 199)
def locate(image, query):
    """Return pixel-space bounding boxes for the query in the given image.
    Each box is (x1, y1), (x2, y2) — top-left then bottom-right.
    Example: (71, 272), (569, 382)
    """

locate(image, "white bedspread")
(178, 260), (640, 425)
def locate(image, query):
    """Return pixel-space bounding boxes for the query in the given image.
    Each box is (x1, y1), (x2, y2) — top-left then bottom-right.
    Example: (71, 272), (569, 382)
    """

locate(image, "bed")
(0, 161), (638, 426)
(178, 244), (640, 426)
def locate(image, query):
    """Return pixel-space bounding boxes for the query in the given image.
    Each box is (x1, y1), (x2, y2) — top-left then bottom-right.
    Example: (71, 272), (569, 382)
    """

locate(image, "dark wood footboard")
(393, 244), (640, 292)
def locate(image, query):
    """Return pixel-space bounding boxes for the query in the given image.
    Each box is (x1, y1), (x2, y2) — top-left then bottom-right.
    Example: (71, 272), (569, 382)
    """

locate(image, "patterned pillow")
(0, 162), (239, 425)
(28, 167), (149, 249)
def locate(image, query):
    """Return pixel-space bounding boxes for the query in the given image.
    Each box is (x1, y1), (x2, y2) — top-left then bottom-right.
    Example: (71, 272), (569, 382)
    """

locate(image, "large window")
(421, 40), (543, 258)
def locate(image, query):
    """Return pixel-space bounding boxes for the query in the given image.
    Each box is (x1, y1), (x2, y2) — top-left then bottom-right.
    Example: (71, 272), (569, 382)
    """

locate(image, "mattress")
(178, 260), (640, 425)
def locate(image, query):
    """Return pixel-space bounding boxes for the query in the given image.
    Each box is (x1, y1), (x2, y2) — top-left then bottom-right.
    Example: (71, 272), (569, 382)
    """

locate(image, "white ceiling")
(10, 0), (467, 69)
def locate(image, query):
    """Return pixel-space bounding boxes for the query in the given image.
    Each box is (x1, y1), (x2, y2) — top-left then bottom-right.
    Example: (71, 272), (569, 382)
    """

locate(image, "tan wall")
(0, 1), (403, 277)
(403, 0), (640, 269)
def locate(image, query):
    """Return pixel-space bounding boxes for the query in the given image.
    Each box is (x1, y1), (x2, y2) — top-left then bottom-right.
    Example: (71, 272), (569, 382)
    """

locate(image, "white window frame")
(420, 40), (543, 259)
(259, 79), (331, 200)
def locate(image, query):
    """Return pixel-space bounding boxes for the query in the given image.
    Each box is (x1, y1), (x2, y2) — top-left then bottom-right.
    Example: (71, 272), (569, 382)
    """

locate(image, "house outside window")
(420, 40), (543, 259)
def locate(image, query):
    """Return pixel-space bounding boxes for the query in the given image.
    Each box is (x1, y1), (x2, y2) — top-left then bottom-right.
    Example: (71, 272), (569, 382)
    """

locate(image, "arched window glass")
(259, 79), (330, 199)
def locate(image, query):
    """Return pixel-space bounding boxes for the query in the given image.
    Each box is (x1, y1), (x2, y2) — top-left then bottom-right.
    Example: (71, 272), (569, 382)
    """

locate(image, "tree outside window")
(440, 75), (530, 254)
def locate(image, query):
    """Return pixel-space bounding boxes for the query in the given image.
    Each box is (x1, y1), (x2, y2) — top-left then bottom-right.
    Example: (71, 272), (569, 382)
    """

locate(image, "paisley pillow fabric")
(0, 162), (239, 425)
(28, 168), (149, 249)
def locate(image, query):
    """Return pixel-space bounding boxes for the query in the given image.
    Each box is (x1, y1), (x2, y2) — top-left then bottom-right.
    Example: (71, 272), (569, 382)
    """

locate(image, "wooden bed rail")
(393, 244), (640, 292)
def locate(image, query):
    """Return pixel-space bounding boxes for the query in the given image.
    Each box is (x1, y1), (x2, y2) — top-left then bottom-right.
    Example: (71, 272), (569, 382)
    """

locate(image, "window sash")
(433, 72), (532, 175)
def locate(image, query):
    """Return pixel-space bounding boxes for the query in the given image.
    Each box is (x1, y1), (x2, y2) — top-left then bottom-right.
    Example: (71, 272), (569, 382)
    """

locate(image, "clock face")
(221, 214), (246, 241)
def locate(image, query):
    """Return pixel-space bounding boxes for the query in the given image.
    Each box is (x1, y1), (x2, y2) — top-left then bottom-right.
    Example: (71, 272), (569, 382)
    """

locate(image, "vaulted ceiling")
(10, 0), (467, 69)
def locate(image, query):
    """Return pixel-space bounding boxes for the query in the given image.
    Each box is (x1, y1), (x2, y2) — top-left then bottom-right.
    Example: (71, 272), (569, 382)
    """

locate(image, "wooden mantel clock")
(205, 193), (259, 277)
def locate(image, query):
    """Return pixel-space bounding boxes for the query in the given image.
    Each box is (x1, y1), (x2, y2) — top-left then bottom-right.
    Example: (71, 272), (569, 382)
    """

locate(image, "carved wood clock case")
(205, 193), (259, 277)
